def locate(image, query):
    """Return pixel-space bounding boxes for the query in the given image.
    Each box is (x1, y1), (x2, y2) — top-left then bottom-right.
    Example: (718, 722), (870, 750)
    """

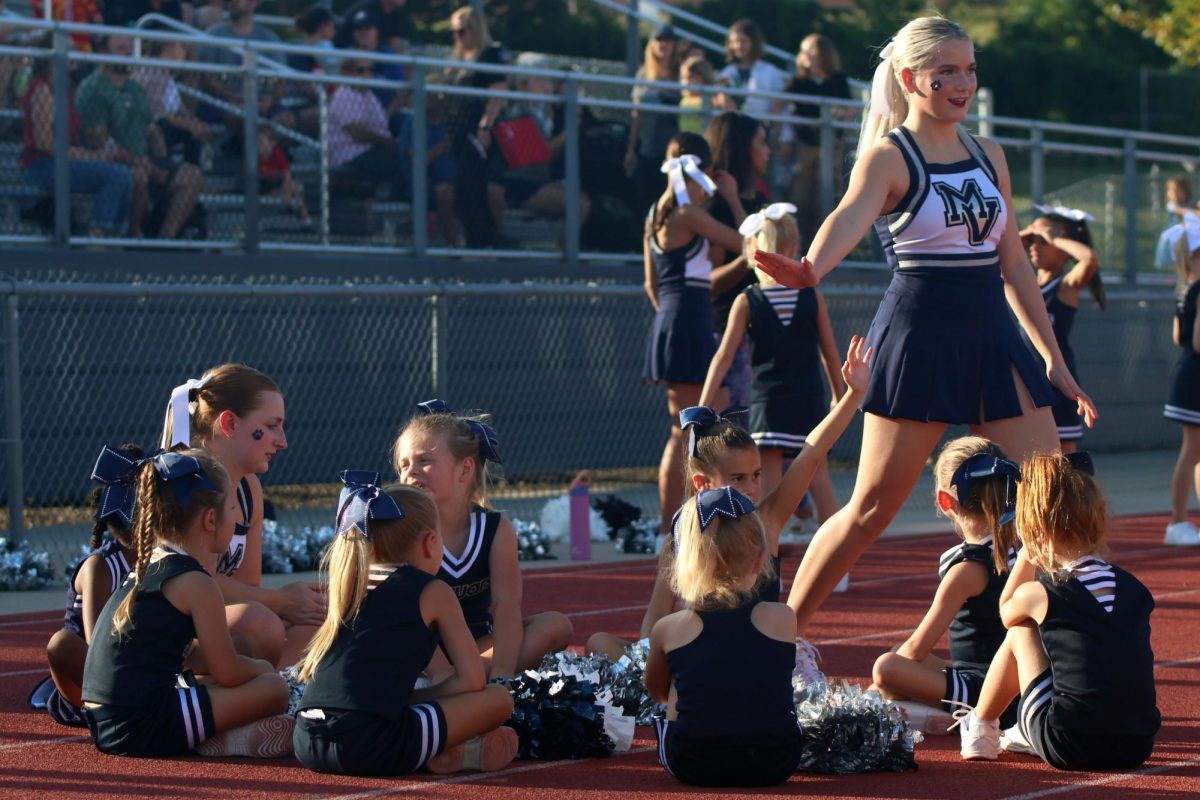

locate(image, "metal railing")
(0, 19), (1197, 276)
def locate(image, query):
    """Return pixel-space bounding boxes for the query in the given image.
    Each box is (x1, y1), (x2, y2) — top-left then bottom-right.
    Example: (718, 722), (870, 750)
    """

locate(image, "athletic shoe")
(793, 637), (826, 687)
(832, 573), (849, 593)
(195, 714), (295, 758)
(957, 709), (1000, 761)
(894, 700), (954, 735)
(46, 690), (88, 728)
(427, 726), (518, 774)
(1164, 521), (1200, 546)
(27, 675), (55, 710)
(999, 723), (1036, 755)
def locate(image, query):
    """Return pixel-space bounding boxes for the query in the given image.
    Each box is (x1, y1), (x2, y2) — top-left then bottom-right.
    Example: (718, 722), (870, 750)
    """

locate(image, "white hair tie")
(661, 154), (717, 207)
(868, 40), (896, 121)
(160, 375), (213, 449)
(739, 202), (797, 237)
(1034, 204), (1095, 223)
(1164, 212), (1200, 256)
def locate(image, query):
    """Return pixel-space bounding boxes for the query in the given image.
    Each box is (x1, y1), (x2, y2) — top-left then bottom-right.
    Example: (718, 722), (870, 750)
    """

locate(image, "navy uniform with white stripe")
(437, 507), (500, 639)
(1018, 557), (1160, 770)
(214, 476), (253, 577)
(644, 207), (717, 384)
(80, 549), (216, 756)
(295, 564), (447, 776)
(1165, 279), (1200, 426)
(866, 127), (1059, 422)
(63, 537), (131, 638)
(744, 284), (828, 456)
(1040, 275), (1083, 440)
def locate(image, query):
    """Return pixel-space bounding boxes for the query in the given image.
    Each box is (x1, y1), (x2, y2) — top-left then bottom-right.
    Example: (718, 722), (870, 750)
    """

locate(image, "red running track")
(0, 513), (1197, 799)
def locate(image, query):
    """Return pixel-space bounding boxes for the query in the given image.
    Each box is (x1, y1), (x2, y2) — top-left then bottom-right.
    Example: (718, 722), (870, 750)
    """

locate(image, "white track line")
(0, 734), (89, 752)
(0, 616), (60, 629)
(316, 745), (657, 800)
(0, 668), (49, 679)
(1156, 655), (1200, 670)
(998, 756), (1200, 800)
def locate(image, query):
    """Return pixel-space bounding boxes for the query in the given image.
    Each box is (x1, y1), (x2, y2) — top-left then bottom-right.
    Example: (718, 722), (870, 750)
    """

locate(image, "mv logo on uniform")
(933, 179), (1001, 246)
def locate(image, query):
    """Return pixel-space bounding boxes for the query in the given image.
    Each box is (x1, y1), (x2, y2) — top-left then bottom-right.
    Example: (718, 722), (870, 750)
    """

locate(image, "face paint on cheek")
(252, 429), (264, 441)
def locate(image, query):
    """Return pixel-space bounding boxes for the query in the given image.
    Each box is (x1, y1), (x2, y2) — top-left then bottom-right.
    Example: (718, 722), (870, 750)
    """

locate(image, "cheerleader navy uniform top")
(744, 284), (827, 454)
(214, 476), (252, 577)
(937, 535), (1014, 675)
(1039, 275), (1083, 439)
(644, 210), (717, 385)
(63, 537), (131, 637)
(866, 127), (1059, 423)
(437, 508), (500, 638)
(1165, 280), (1200, 425)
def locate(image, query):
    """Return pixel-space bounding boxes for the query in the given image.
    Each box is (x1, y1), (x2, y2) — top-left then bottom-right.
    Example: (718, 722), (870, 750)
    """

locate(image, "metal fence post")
(1030, 126), (1044, 207)
(430, 292), (446, 396)
(4, 293), (25, 541)
(564, 74), (581, 266)
(976, 87), (993, 139)
(624, 2), (639, 76)
(318, 91), (330, 245)
(818, 103), (834, 219)
(1123, 136), (1139, 285)
(52, 30), (70, 246)
(242, 48), (260, 254)
(1104, 178), (1115, 270)
(410, 63), (428, 257)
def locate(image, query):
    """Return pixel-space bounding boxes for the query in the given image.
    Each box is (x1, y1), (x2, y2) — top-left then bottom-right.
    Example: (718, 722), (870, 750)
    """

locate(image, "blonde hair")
(642, 35), (680, 82)
(449, 6), (492, 60)
(298, 484), (439, 682)
(1016, 453), (1109, 578)
(858, 16), (970, 161)
(393, 411), (497, 508)
(111, 449), (229, 637)
(933, 436), (1016, 573)
(745, 214), (801, 283)
(1174, 231), (1200, 297)
(684, 420), (756, 497)
(162, 363), (281, 448)
(672, 496), (770, 610)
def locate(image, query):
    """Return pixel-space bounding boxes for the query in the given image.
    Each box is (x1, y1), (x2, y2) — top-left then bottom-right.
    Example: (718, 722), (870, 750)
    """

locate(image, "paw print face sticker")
(252, 429), (265, 441)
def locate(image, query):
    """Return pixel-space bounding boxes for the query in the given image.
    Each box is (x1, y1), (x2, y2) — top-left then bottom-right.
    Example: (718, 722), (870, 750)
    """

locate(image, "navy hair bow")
(951, 453), (1022, 526)
(91, 445), (148, 526)
(678, 405), (749, 458)
(151, 451), (218, 514)
(696, 486), (756, 531)
(1066, 451), (1095, 476)
(415, 398), (503, 464)
(335, 470), (405, 538)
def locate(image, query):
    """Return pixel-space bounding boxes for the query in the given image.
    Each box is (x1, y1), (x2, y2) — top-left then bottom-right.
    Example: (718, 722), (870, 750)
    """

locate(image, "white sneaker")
(957, 709), (1000, 761)
(1164, 521), (1200, 547)
(793, 637), (826, 687)
(894, 701), (955, 735)
(832, 573), (849, 593)
(999, 723), (1036, 755)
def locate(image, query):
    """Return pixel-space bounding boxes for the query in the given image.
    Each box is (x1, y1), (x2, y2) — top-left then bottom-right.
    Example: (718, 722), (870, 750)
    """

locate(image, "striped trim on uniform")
(177, 685), (209, 749)
(368, 564), (403, 592)
(655, 718), (675, 777)
(1066, 556), (1116, 613)
(945, 667), (971, 708)
(441, 511), (485, 579)
(1018, 673), (1055, 741)
(1164, 404), (1200, 425)
(762, 286), (801, 325)
(106, 550), (131, 593)
(886, 129), (929, 238)
(1057, 424), (1083, 441)
(751, 431), (807, 450)
(956, 128), (999, 185)
(411, 703), (443, 768)
(896, 252), (1000, 269)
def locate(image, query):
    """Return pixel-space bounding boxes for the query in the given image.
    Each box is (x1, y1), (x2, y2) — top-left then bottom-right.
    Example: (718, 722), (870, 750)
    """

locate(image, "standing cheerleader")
(1020, 205), (1105, 451)
(958, 453), (1160, 770)
(394, 401), (573, 678)
(644, 132), (748, 541)
(1163, 214), (1200, 546)
(645, 487), (802, 786)
(294, 475), (517, 776)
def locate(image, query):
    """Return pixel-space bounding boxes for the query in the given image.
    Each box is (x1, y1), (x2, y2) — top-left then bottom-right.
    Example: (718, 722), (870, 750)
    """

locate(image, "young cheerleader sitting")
(35, 443), (143, 727)
(81, 448), (291, 758)
(294, 475), (517, 776)
(871, 436), (1019, 734)
(394, 401), (573, 679)
(588, 336), (871, 688)
(958, 453), (1161, 769)
(644, 487), (802, 787)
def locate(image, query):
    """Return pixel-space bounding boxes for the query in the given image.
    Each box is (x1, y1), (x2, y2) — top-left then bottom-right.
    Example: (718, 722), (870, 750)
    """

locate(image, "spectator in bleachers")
(778, 33), (851, 248)
(328, 57), (405, 200)
(624, 24), (680, 222)
(19, 54), (133, 237)
(0, 0), (21, 121)
(398, 93), (461, 246)
(76, 35), (203, 239)
(346, 9), (407, 127)
(32, 0), (101, 51)
(334, 0), (411, 55)
(289, 5), (336, 75)
(195, 0), (224, 31)
(102, 0), (192, 28)
(134, 39), (210, 166)
(678, 56), (733, 136)
(442, 5), (508, 247)
(197, 0), (291, 137)
(257, 124), (310, 225)
(718, 19), (785, 121)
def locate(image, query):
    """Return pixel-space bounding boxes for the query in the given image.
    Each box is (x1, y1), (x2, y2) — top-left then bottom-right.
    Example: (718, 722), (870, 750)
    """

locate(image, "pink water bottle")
(569, 470), (592, 561)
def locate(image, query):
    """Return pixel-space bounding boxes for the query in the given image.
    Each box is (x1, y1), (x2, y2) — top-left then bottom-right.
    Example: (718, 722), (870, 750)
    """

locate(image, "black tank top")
(1037, 562), (1160, 737)
(744, 284), (823, 402)
(299, 565), (439, 723)
(437, 508), (500, 637)
(1176, 280), (1200, 355)
(937, 536), (1014, 673)
(1041, 274), (1076, 365)
(82, 550), (206, 707)
(667, 600), (797, 738)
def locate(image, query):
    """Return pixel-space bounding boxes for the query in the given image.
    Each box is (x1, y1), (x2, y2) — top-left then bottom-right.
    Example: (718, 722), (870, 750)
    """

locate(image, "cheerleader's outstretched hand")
(753, 250), (820, 289)
(841, 334), (873, 396)
(1048, 363), (1099, 428)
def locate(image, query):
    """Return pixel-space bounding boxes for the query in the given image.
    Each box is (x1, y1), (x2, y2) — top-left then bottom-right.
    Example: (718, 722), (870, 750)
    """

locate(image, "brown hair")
(681, 55), (714, 84)
(797, 33), (842, 79)
(933, 436), (1016, 573)
(162, 364), (281, 448)
(673, 496), (770, 610)
(1167, 175), (1193, 206)
(298, 484), (439, 682)
(393, 412), (497, 508)
(1016, 453), (1109, 578)
(726, 19), (765, 65)
(1034, 213), (1107, 310)
(651, 132), (712, 237)
(110, 449), (229, 637)
(706, 111), (762, 194)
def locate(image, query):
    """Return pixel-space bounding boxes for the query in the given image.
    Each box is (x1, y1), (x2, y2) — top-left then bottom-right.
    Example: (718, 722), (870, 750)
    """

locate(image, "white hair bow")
(160, 375), (212, 449)
(661, 154), (717, 207)
(1034, 204), (1095, 223)
(739, 202), (797, 237)
(868, 40), (896, 121)
(1164, 211), (1200, 256)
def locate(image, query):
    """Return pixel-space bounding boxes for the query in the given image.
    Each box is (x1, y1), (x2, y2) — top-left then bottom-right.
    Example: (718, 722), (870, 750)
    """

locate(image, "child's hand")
(841, 334), (873, 394)
(753, 250), (819, 288)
